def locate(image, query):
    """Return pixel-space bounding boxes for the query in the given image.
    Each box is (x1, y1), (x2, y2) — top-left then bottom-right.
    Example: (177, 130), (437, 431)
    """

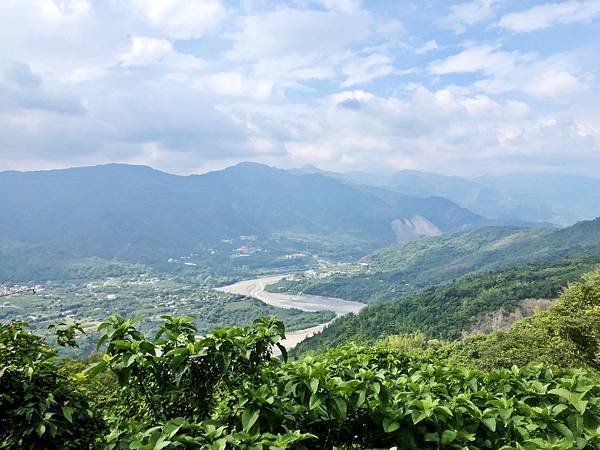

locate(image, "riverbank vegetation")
(268, 219), (600, 304)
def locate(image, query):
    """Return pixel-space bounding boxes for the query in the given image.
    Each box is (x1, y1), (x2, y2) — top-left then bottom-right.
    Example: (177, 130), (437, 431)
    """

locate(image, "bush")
(446, 269), (600, 372)
(0, 321), (103, 449)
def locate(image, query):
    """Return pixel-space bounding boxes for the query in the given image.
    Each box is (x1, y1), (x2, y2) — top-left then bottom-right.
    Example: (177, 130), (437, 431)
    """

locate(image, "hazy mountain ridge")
(0, 163), (488, 276)
(295, 165), (600, 225)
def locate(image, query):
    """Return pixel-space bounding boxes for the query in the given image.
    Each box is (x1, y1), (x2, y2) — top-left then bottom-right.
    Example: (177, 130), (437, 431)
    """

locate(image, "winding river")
(216, 275), (365, 349)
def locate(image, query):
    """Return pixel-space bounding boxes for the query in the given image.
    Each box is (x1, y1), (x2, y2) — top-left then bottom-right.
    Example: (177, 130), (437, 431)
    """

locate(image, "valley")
(0, 274), (336, 356)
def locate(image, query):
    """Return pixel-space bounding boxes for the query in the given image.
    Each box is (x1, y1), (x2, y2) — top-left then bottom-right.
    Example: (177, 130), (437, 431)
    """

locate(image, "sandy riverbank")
(216, 275), (365, 349)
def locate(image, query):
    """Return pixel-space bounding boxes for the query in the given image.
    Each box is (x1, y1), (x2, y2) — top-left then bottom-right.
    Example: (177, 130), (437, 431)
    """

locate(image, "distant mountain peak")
(298, 164), (324, 173)
(214, 161), (283, 175)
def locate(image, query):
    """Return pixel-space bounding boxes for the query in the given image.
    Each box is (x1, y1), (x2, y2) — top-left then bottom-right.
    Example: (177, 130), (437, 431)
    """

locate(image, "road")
(216, 275), (365, 349)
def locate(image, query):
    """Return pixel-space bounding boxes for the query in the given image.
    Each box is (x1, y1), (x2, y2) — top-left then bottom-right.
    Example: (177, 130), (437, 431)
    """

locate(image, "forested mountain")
(293, 256), (600, 354)
(269, 217), (600, 303)
(0, 163), (487, 273)
(296, 165), (600, 225)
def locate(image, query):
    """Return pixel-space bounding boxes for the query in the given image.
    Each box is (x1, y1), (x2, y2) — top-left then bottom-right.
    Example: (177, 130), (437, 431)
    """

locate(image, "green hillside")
(292, 256), (600, 354)
(269, 218), (600, 303)
(0, 239), (154, 282)
(443, 268), (600, 372)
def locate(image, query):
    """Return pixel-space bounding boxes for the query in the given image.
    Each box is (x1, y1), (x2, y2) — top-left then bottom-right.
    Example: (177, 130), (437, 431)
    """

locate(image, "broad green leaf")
(36, 423), (46, 437)
(441, 430), (457, 445)
(482, 417), (497, 432)
(309, 378), (319, 393)
(383, 418), (401, 433)
(242, 409), (260, 432)
(333, 397), (347, 419)
(309, 393), (322, 410)
(61, 406), (74, 423)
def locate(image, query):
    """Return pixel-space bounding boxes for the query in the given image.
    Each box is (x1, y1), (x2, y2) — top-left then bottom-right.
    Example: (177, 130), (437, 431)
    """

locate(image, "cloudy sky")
(1, 0), (599, 176)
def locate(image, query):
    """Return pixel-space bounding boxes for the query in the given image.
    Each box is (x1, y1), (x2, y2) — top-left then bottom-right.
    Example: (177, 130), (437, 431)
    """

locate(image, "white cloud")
(428, 45), (530, 76)
(120, 36), (174, 66)
(439, 0), (499, 34)
(37, 0), (91, 23)
(195, 72), (273, 99)
(0, 0), (599, 176)
(0, 61), (84, 114)
(222, 6), (378, 95)
(214, 81), (600, 175)
(523, 70), (583, 97)
(0, 0), (117, 79)
(341, 53), (395, 86)
(429, 44), (585, 99)
(227, 8), (371, 60)
(125, 0), (227, 39)
(319, 0), (362, 14)
(499, 0), (600, 32)
(415, 40), (438, 54)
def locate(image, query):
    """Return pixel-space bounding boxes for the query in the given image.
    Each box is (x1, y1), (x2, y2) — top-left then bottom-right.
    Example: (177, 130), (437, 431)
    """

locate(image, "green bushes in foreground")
(1, 317), (600, 449)
(0, 321), (103, 449)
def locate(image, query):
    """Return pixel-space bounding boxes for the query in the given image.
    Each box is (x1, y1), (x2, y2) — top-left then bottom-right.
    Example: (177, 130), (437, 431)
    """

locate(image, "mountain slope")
(268, 217), (600, 303)
(0, 163), (486, 271)
(293, 255), (600, 354)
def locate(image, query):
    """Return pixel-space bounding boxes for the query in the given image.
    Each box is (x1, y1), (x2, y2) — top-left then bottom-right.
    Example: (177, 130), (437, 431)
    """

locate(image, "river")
(216, 275), (365, 349)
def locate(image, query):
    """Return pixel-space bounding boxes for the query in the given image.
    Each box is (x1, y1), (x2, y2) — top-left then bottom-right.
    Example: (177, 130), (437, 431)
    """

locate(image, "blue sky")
(1, 0), (599, 176)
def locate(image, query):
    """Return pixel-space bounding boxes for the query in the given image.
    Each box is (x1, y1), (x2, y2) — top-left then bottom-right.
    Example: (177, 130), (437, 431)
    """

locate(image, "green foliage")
(0, 239), (152, 283)
(88, 315), (317, 448)
(2, 313), (600, 449)
(91, 315), (288, 424)
(0, 321), (103, 449)
(294, 257), (600, 354)
(445, 269), (600, 372)
(3, 266), (600, 448)
(230, 345), (600, 449)
(48, 319), (86, 348)
(105, 418), (314, 449)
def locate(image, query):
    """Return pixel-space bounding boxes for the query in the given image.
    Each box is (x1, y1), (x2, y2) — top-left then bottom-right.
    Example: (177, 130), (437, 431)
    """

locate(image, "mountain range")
(0, 163), (488, 272)
(295, 165), (600, 225)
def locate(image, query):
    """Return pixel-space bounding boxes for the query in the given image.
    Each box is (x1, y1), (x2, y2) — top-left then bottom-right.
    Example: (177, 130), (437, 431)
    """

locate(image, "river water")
(216, 275), (365, 349)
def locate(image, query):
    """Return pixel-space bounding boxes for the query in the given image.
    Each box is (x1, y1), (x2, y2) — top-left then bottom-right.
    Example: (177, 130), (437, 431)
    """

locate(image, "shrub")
(0, 321), (103, 449)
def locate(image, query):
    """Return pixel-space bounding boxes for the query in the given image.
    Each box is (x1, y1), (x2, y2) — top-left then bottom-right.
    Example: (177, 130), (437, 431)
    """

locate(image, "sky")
(1, 0), (599, 176)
